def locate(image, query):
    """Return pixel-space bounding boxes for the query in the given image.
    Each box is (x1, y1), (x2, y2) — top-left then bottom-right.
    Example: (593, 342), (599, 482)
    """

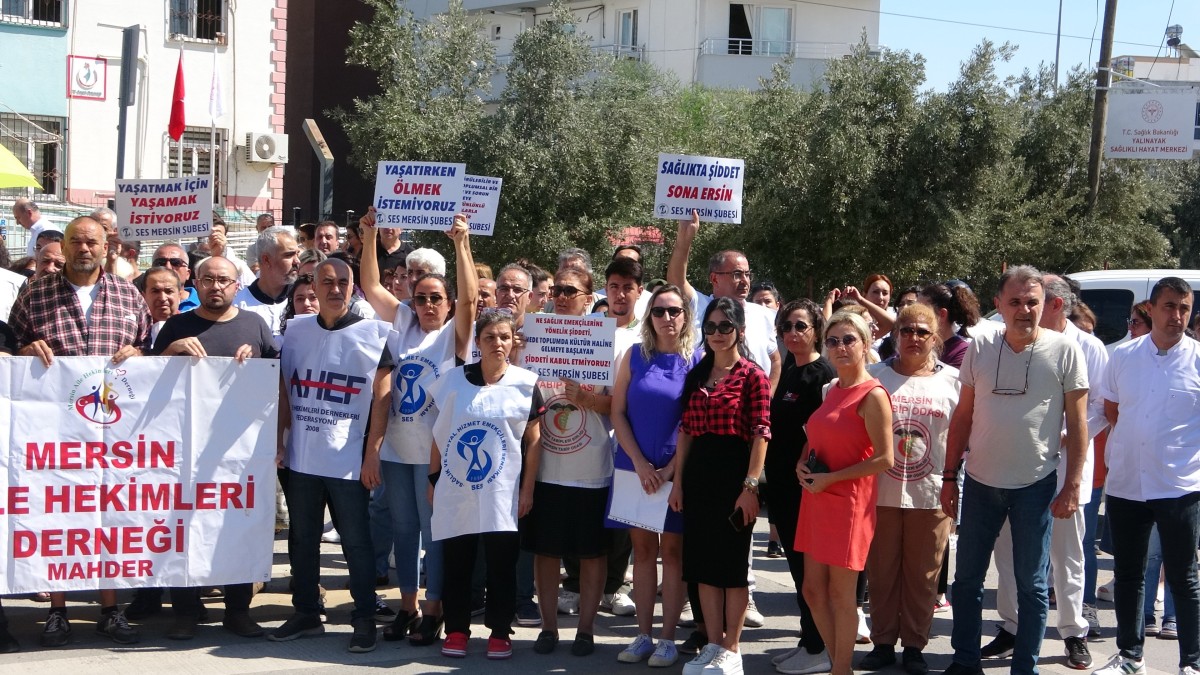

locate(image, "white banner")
(461, 174), (502, 236)
(654, 152), (745, 224)
(0, 356), (278, 593)
(115, 176), (214, 241)
(372, 161), (466, 232)
(1105, 92), (1197, 160)
(522, 315), (617, 387)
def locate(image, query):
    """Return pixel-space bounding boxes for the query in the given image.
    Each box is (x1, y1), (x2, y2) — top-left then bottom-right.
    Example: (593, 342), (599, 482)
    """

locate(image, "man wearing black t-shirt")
(152, 256), (278, 640)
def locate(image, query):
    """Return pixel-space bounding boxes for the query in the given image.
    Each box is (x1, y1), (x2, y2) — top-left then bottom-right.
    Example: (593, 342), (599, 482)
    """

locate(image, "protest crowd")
(2, 195), (1200, 675)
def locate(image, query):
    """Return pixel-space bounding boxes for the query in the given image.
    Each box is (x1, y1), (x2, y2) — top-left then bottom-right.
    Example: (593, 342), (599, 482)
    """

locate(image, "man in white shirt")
(234, 226), (300, 346)
(1094, 276), (1200, 675)
(13, 198), (60, 257)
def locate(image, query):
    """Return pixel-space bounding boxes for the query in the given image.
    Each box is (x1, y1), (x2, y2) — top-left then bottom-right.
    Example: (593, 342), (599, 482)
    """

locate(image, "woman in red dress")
(795, 310), (894, 675)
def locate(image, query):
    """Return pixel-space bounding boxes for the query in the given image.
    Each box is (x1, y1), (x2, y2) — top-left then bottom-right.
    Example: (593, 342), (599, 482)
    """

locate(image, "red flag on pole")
(169, 48), (185, 141)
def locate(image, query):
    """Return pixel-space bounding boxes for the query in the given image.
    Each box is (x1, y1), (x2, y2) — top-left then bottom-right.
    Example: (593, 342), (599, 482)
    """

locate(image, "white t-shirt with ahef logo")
(282, 314), (391, 480)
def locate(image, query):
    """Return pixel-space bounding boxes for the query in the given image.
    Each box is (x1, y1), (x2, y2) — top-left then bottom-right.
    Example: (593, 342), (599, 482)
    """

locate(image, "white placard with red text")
(654, 152), (745, 224)
(0, 356), (278, 593)
(522, 315), (617, 387)
(461, 174), (502, 236)
(372, 161), (466, 232)
(114, 176), (214, 241)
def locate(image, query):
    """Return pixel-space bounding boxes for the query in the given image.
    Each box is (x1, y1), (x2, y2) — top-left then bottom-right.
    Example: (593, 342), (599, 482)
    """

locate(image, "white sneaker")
(856, 607), (871, 644)
(649, 639), (680, 667)
(557, 588), (580, 615)
(618, 633), (655, 663)
(320, 528), (341, 544)
(1091, 653), (1146, 675)
(744, 596), (764, 628)
(772, 646), (803, 665)
(1179, 666), (1200, 675)
(1097, 580), (1115, 603)
(702, 648), (743, 674)
(683, 643), (722, 675)
(776, 648), (832, 675)
(610, 591), (636, 616)
(679, 600), (696, 627)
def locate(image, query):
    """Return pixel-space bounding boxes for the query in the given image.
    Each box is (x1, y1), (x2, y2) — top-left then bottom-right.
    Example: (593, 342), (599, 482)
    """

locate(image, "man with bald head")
(13, 197), (60, 257)
(8, 215), (150, 647)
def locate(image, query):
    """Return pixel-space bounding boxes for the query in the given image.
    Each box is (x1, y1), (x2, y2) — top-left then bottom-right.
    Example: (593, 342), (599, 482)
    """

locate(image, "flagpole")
(210, 46), (217, 204)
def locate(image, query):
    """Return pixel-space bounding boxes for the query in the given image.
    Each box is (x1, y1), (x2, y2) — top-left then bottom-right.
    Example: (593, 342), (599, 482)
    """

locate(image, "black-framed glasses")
(993, 340), (1034, 395)
(650, 306), (684, 319)
(898, 326), (933, 340)
(496, 284), (528, 296)
(713, 270), (753, 282)
(824, 334), (859, 350)
(197, 276), (237, 289)
(779, 320), (810, 333)
(703, 321), (737, 335)
(550, 284), (583, 299)
(413, 294), (445, 306)
(153, 257), (187, 268)
(1127, 317), (1146, 327)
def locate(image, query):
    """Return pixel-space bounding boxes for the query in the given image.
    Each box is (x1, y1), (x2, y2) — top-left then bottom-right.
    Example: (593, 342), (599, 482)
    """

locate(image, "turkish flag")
(168, 49), (185, 141)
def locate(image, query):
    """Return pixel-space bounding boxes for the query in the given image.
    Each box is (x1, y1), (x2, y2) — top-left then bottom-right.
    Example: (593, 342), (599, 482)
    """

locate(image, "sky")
(877, 0), (1199, 90)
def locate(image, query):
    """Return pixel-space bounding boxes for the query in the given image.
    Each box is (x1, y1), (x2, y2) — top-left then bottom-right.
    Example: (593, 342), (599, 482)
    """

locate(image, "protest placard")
(372, 161), (466, 232)
(0, 356), (278, 593)
(114, 176), (214, 241)
(654, 152), (745, 224)
(1106, 93), (1198, 160)
(461, 174), (502, 236)
(521, 314), (617, 387)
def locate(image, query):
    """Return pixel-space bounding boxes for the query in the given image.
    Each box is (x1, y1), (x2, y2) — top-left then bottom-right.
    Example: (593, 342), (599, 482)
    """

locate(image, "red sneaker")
(487, 635), (512, 660)
(442, 631), (468, 658)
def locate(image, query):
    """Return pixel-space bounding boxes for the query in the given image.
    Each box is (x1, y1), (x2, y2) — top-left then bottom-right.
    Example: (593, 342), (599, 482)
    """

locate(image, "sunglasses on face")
(550, 284), (583, 299)
(649, 306), (684, 319)
(779, 320), (810, 333)
(898, 326), (933, 339)
(412, 294), (445, 306)
(153, 257), (187, 268)
(703, 321), (737, 335)
(824, 334), (860, 349)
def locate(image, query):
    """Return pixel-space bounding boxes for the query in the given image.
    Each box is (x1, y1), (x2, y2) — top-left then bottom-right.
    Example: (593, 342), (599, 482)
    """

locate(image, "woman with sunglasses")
(358, 207), (479, 646)
(795, 310), (894, 675)
(523, 266), (612, 657)
(611, 284), (699, 667)
(668, 297), (771, 675)
(859, 303), (959, 675)
(767, 299), (837, 675)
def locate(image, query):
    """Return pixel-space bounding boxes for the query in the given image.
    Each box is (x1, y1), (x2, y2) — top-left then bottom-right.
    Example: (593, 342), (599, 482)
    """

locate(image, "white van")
(1067, 269), (1200, 345)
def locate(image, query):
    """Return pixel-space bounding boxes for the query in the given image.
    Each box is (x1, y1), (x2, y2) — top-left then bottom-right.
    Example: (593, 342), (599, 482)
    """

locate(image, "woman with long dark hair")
(918, 283), (981, 368)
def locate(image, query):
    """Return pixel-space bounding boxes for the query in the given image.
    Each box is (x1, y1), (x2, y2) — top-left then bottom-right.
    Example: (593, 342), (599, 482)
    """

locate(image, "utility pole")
(1086, 0), (1118, 215)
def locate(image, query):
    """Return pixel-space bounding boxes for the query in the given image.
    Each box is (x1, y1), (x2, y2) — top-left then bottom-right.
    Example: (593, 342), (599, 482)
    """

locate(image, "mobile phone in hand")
(728, 507), (748, 532)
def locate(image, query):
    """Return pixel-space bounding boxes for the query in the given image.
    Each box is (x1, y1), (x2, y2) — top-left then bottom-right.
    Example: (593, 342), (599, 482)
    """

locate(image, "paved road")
(0, 521), (1186, 674)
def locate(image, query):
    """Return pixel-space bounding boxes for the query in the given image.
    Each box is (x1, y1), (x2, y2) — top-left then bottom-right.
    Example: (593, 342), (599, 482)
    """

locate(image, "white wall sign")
(67, 56), (107, 101)
(654, 153), (745, 224)
(1105, 93), (1197, 160)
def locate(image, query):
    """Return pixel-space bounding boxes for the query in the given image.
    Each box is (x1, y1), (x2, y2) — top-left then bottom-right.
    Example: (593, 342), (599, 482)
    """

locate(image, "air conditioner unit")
(244, 132), (288, 164)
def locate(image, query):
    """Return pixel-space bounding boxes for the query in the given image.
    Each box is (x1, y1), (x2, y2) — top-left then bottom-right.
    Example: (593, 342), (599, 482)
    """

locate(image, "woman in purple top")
(918, 282), (981, 368)
(609, 284), (699, 667)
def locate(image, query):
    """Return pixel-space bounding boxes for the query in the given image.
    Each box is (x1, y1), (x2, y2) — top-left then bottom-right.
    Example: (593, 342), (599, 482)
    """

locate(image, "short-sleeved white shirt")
(1101, 334), (1200, 501)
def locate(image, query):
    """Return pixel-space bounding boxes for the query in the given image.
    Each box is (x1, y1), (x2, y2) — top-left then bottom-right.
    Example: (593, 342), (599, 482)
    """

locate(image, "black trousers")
(172, 583), (253, 616)
(443, 531), (520, 638)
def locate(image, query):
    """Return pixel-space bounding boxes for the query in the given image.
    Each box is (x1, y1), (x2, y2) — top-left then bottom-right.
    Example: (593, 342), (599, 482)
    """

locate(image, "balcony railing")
(496, 43), (643, 66)
(700, 38), (879, 60)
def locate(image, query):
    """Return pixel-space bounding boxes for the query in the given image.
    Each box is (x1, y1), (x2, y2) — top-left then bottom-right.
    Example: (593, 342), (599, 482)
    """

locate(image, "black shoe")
(767, 541), (785, 558)
(407, 614), (443, 646)
(859, 644), (897, 670)
(40, 612), (70, 648)
(942, 662), (984, 675)
(166, 615), (198, 640)
(267, 613), (325, 641)
(534, 629), (559, 654)
(571, 632), (595, 657)
(1065, 636), (1093, 669)
(0, 626), (19, 653)
(222, 611), (265, 638)
(375, 575), (390, 587)
(980, 627), (1015, 659)
(903, 647), (929, 675)
(679, 630), (707, 655)
(349, 617), (377, 653)
(124, 590), (163, 620)
(381, 612), (418, 641)
(374, 595), (398, 624)
(515, 602), (541, 627)
(97, 610), (139, 644)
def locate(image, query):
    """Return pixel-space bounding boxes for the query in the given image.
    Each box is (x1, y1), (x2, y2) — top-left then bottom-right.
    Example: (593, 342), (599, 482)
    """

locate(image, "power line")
(1145, 0), (1176, 79)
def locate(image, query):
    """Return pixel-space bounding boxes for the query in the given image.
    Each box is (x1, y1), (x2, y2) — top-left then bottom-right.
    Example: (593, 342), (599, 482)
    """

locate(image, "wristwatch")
(742, 476), (760, 493)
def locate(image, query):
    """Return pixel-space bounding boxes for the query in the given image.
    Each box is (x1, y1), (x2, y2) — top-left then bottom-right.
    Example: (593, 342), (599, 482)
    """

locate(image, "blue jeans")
(285, 470), (376, 621)
(951, 472), (1056, 675)
(380, 461), (443, 600)
(1107, 493), (1200, 667)
(1083, 486), (1103, 604)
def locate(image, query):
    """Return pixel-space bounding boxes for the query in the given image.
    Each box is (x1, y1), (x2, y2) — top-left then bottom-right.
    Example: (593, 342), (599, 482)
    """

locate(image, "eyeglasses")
(779, 320), (810, 333)
(703, 321), (737, 335)
(413, 294), (445, 306)
(1127, 317), (1146, 327)
(824, 334), (859, 349)
(713, 270), (753, 282)
(550, 284), (583, 299)
(993, 340), (1034, 395)
(496, 284), (528, 296)
(898, 326), (934, 340)
(153, 257), (187, 268)
(197, 276), (237, 289)
(650, 306), (685, 319)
